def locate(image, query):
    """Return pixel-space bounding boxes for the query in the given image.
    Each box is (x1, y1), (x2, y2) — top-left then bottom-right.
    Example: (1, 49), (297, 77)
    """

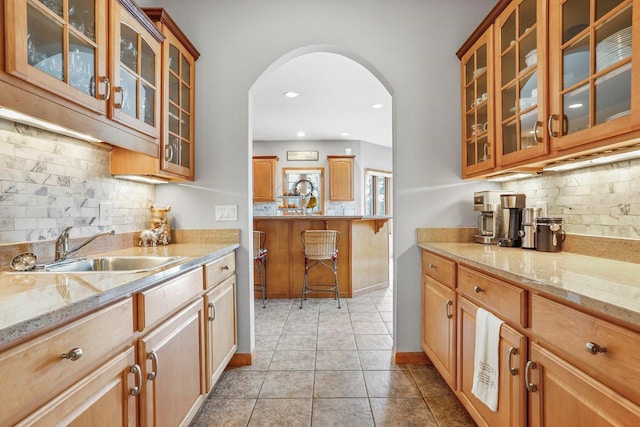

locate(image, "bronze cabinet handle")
(474, 286), (484, 293)
(61, 347), (83, 361)
(130, 364), (142, 396)
(585, 342), (607, 355)
(147, 351), (159, 380)
(445, 300), (453, 319)
(508, 347), (519, 376)
(208, 302), (216, 321)
(525, 361), (538, 392)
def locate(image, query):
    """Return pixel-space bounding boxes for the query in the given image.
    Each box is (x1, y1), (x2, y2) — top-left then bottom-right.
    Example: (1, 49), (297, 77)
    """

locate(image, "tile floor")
(190, 288), (476, 427)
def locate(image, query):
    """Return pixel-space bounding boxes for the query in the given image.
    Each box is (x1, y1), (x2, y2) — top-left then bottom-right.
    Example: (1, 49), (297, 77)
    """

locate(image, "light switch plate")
(215, 205), (238, 221)
(99, 202), (113, 225)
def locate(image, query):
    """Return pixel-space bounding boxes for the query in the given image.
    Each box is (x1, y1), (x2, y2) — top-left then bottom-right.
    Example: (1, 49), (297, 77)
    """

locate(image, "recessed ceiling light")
(296, 131), (305, 137)
(568, 103), (583, 109)
(340, 132), (349, 137)
(284, 91), (299, 98)
(371, 103), (385, 109)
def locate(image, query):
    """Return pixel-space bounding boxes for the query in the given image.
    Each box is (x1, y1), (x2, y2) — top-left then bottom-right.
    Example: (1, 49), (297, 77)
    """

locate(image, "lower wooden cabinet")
(422, 275), (456, 389)
(204, 274), (237, 392)
(457, 296), (527, 427)
(527, 342), (640, 427)
(138, 298), (205, 427)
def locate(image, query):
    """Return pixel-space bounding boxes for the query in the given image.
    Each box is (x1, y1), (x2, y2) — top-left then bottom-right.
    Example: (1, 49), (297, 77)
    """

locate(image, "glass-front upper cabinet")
(461, 29), (495, 178)
(495, 0), (549, 166)
(548, 0), (639, 151)
(5, 0), (110, 113)
(110, 0), (162, 139)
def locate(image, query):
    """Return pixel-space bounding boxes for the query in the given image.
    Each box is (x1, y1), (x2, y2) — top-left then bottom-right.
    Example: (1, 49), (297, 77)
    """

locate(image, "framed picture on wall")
(287, 150), (319, 161)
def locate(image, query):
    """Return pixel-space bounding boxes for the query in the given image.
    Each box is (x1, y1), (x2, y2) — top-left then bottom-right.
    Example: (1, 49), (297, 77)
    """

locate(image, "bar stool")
(253, 231), (267, 308)
(300, 230), (341, 309)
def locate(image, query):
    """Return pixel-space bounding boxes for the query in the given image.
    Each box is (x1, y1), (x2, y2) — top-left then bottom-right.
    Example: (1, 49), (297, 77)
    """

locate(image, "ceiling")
(251, 52), (392, 147)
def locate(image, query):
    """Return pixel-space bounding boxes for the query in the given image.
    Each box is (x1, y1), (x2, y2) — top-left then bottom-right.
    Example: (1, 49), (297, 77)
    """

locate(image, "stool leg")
(258, 259), (266, 308)
(300, 258), (308, 309)
(334, 259), (341, 309)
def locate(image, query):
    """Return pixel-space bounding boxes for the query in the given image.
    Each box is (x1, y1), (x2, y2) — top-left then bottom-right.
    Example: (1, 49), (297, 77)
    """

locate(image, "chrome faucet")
(55, 226), (115, 261)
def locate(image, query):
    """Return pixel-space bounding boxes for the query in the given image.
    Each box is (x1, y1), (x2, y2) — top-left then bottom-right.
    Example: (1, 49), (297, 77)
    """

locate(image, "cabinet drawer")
(531, 294), (640, 404)
(422, 250), (456, 289)
(0, 298), (133, 426)
(204, 252), (236, 289)
(458, 266), (526, 327)
(137, 267), (203, 332)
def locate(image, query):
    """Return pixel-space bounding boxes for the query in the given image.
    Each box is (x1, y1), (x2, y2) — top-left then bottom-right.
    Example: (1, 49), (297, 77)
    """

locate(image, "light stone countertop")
(418, 242), (640, 329)
(0, 242), (239, 348)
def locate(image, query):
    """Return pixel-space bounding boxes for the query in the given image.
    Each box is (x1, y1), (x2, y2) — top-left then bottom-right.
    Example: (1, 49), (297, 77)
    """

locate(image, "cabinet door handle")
(585, 342), (607, 355)
(130, 364), (142, 396)
(147, 351), (159, 380)
(113, 86), (124, 109)
(508, 347), (519, 375)
(547, 114), (558, 138)
(533, 120), (542, 143)
(98, 76), (111, 101)
(428, 263), (437, 269)
(473, 286), (484, 293)
(221, 265), (229, 271)
(445, 300), (453, 319)
(208, 302), (216, 321)
(525, 361), (538, 392)
(61, 347), (83, 361)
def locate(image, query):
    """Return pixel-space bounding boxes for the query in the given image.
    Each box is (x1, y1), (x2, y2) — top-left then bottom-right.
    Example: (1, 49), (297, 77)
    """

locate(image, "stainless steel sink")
(37, 256), (186, 273)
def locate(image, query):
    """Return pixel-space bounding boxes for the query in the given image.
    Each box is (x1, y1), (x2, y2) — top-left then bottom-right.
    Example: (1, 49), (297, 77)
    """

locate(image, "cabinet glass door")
(496, 0), (547, 165)
(550, 0), (636, 149)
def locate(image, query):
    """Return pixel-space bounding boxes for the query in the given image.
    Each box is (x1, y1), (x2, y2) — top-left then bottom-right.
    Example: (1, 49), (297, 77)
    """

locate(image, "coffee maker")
(473, 191), (511, 244)
(499, 194), (526, 247)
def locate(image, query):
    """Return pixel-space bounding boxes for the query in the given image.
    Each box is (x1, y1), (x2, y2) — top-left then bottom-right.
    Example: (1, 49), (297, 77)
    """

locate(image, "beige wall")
(0, 119), (155, 243)
(502, 159), (640, 239)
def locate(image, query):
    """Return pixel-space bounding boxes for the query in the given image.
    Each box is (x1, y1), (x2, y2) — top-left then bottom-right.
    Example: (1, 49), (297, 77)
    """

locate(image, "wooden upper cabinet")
(4, 0), (110, 114)
(461, 28), (496, 178)
(494, 0), (549, 167)
(547, 0), (640, 152)
(253, 156), (278, 202)
(327, 155), (355, 201)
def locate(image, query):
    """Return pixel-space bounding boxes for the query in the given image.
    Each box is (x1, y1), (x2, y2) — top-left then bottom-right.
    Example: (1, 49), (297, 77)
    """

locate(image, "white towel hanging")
(471, 307), (504, 411)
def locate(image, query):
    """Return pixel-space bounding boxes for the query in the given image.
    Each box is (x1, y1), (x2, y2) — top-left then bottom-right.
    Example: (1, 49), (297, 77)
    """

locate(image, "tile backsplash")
(0, 119), (154, 243)
(502, 158), (640, 239)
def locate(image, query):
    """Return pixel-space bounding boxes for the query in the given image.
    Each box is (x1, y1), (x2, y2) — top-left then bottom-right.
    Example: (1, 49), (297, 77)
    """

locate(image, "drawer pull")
(130, 364), (142, 396)
(221, 265), (230, 271)
(525, 361), (537, 392)
(473, 286), (484, 293)
(208, 302), (216, 321)
(60, 347), (83, 361)
(508, 347), (518, 375)
(445, 300), (453, 319)
(428, 263), (437, 269)
(586, 342), (607, 355)
(147, 351), (159, 380)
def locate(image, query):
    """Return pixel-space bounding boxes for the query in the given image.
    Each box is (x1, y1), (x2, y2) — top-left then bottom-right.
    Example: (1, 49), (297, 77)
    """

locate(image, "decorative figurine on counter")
(139, 224), (166, 247)
(149, 205), (171, 245)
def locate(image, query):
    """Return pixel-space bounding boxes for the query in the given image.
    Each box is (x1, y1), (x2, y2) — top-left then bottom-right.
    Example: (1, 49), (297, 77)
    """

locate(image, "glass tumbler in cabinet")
(548, 0), (639, 151)
(461, 29), (495, 178)
(495, 0), (548, 167)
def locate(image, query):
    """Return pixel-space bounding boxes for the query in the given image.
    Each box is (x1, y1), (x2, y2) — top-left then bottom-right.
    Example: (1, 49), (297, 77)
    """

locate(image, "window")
(364, 169), (392, 216)
(282, 167), (324, 214)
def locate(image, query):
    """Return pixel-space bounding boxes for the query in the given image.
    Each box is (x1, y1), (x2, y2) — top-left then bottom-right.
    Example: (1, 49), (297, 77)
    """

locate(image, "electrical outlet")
(215, 205), (238, 221)
(99, 202), (113, 225)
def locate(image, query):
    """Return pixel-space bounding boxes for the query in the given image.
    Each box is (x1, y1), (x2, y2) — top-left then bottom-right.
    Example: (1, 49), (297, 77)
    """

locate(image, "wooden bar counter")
(253, 216), (391, 299)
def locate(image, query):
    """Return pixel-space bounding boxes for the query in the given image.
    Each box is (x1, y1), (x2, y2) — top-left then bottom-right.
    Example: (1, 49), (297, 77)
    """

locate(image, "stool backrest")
(301, 230), (341, 260)
(253, 231), (266, 259)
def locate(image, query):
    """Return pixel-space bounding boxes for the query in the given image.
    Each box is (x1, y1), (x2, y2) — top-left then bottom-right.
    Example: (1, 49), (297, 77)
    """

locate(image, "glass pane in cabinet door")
(520, 109), (539, 149)
(180, 139), (190, 167)
(120, 25), (137, 72)
(69, 0), (96, 40)
(519, 71), (537, 110)
(68, 34), (95, 95)
(595, 8), (632, 74)
(477, 135), (489, 162)
(477, 73), (487, 106)
(466, 111), (475, 139)
(563, 85), (589, 134)
(465, 85), (475, 111)
(477, 44), (487, 71)
(563, 36), (589, 89)
(464, 57), (474, 84)
(595, 63), (631, 124)
(182, 55), (190, 84)
(169, 104), (180, 134)
(519, 0), (536, 36)
(466, 141), (475, 167)
(563, 0), (589, 43)
(502, 120), (517, 155)
(596, 0), (626, 20)
(39, 0), (63, 16)
(141, 83), (155, 126)
(520, 29), (537, 74)
(181, 112), (190, 139)
(27, 4), (64, 80)
(169, 73), (179, 104)
(502, 85), (517, 120)
(501, 48), (516, 86)
(119, 68), (137, 117)
(477, 104), (488, 134)
(501, 12), (516, 52)
(141, 40), (155, 85)
(169, 44), (179, 74)
(181, 83), (190, 112)
(166, 135), (179, 165)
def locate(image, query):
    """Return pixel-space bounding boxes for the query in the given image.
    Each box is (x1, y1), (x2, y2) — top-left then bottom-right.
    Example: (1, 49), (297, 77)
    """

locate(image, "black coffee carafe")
(498, 194), (526, 247)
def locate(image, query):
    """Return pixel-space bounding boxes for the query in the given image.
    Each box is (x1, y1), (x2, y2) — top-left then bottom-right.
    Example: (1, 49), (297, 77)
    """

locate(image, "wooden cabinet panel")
(458, 265), (527, 327)
(327, 155), (355, 201)
(528, 342), (640, 427)
(422, 275), (457, 389)
(138, 299), (205, 427)
(204, 251), (236, 290)
(253, 156), (278, 202)
(204, 274), (237, 392)
(457, 296), (527, 427)
(0, 298), (133, 426)
(422, 250), (456, 289)
(531, 294), (640, 404)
